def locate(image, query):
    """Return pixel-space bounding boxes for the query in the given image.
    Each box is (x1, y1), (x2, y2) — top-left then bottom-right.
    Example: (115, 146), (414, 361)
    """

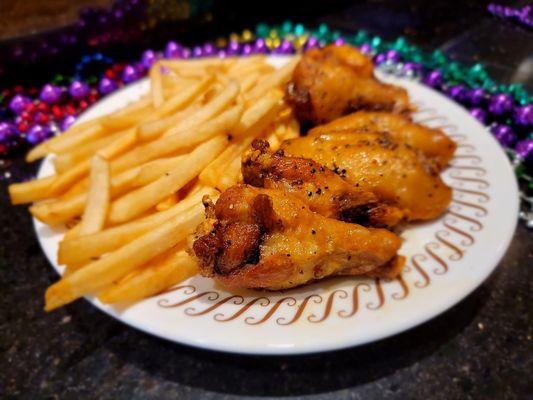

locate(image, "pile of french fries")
(8, 55), (301, 311)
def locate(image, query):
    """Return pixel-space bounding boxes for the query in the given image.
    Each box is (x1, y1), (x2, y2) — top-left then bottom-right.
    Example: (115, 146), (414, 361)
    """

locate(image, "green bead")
(318, 23), (329, 36)
(393, 37), (407, 50)
(431, 50), (446, 65)
(294, 23), (305, 36)
(281, 21), (293, 33)
(371, 36), (382, 48)
(256, 24), (270, 38)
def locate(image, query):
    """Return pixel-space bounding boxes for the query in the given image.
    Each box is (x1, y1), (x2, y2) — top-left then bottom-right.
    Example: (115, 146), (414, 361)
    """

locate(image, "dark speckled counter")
(1, 1), (532, 399)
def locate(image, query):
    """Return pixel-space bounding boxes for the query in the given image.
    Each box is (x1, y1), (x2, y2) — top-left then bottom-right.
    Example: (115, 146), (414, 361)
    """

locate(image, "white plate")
(34, 57), (519, 355)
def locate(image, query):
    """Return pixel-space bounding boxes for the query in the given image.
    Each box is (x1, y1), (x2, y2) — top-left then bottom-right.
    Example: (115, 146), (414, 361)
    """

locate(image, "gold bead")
(242, 29), (253, 41)
(229, 33), (239, 42)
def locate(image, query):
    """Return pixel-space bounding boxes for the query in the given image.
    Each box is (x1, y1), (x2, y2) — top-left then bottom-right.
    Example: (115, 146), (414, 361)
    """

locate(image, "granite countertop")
(1, 1), (532, 399)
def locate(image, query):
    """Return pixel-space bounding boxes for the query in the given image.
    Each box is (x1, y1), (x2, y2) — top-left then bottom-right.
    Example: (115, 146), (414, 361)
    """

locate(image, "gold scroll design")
(406, 110), (489, 289)
(155, 105), (490, 325)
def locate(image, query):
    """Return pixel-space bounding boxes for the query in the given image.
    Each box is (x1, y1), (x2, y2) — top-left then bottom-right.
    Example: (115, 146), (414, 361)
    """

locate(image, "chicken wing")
(309, 111), (456, 169)
(192, 185), (402, 290)
(280, 132), (452, 221)
(286, 45), (410, 126)
(242, 139), (405, 228)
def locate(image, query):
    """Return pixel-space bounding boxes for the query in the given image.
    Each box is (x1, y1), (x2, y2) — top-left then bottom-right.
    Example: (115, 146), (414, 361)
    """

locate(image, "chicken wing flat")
(192, 185), (402, 290)
(309, 111), (456, 169)
(242, 139), (405, 228)
(280, 132), (452, 221)
(286, 45), (410, 126)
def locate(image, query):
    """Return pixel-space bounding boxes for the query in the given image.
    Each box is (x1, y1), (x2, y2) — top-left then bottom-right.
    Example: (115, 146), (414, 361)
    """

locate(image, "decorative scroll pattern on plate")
(156, 103), (490, 326)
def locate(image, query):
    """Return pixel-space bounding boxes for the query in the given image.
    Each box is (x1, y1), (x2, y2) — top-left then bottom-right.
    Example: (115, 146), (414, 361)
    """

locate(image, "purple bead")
(254, 38), (267, 54)
(276, 40), (294, 55)
(0, 122), (14, 141)
(27, 125), (47, 144)
(192, 46), (203, 58)
(203, 43), (216, 56)
(423, 70), (443, 88)
(305, 36), (319, 50)
(241, 43), (253, 56)
(446, 85), (467, 102)
(226, 41), (241, 56)
(217, 49), (227, 58)
(61, 115), (76, 131)
(488, 93), (513, 115)
(359, 43), (372, 55)
(165, 41), (181, 59)
(180, 48), (191, 59)
(40, 84), (62, 104)
(122, 65), (139, 83)
(402, 62), (423, 75)
(9, 95), (31, 114)
(334, 37), (345, 46)
(491, 124), (516, 146)
(515, 139), (533, 160)
(69, 81), (89, 99)
(514, 104), (533, 126)
(466, 88), (486, 106)
(373, 53), (387, 65)
(141, 49), (157, 69)
(385, 49), (401, 63)
(470, 108), (487, 124)
(98, 77), (118, 95)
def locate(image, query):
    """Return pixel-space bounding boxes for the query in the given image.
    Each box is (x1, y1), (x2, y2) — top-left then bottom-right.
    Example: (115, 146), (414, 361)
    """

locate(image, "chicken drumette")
(280, 132), (452, 221)
(192, 185), (402, 290)
(308, 111), (456, 169)
(242, 139), (405, 228)
(286, 45), (411, 127)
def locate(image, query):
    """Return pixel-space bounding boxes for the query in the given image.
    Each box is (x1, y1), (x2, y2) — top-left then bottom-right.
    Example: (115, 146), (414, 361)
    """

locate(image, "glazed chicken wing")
(192, 185), (402, 290)
(280, 132), (452, 221)
(286, 45), (410, 126)
(309, 111), (456, 169)
(242, 139), (405, 228)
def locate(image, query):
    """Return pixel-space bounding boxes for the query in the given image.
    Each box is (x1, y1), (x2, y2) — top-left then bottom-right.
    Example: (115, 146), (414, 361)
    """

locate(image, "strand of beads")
(488, 3), (533, 30)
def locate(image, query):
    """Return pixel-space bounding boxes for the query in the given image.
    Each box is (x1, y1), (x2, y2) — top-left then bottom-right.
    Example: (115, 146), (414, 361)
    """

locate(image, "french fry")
(78, 155), (110, 235)
(157, 76), (213, 116)
(31, 156), (188, 225)
(108, 135), (227, 224)
(25, 118), (100, 162)
(48, 128), (137, 196)
(9, 175), (56, 204)
(58, 190), (214, 264)
(245, 57), (299, 101)
(53, 131), (123, 173)
(233, 89), (283, 138)
(96, 128), (137, 160)
(240, 72), (261, 93)
(150, 63), (164, 108)
(111, 105), (242, 174)
(199, 137), (254, 187)
(161, 80), (240, 138)
(100, 108), (151, 130)
(217, 155), (242, 191)
(99, 249), (198, 304)
(47, 124), (107, 154)
(155, 194), (179, 211)
(45, 207), (204, 310)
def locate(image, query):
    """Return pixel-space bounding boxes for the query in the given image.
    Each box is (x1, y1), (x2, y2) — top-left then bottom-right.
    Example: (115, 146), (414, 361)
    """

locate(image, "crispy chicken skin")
(192, 185), (402, 290)
(309, 111), (456, 169)
(286, 45), (410, 126)
(242, 139), (405, 228)
(280, 132), (452, 221)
